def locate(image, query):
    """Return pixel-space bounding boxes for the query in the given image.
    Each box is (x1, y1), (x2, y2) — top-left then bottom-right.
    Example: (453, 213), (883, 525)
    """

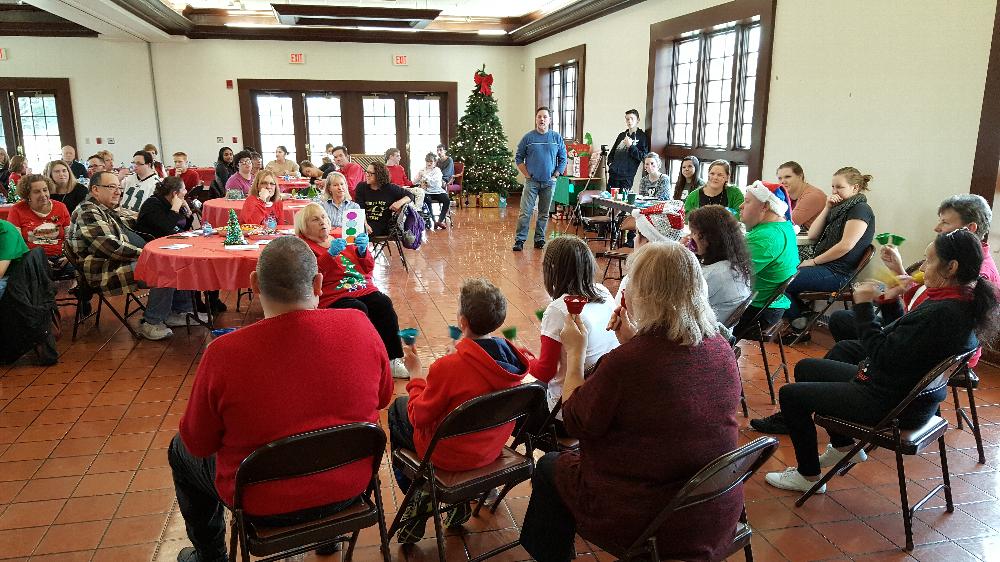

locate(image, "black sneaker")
(750, 411), (790, 434)
(534, 239), (546, 249)
(396, 488), (434, 544)
(442, 501), (473, 528)
(781, 331), (810, 345)
(512, 241), (524, 252)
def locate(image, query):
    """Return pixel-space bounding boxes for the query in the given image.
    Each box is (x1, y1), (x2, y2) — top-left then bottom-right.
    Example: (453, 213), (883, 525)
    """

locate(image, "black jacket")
(137, 195), (193, 238)
(51, 184), (89, 216)
(0, 248), (56, 363)
(607, 129), (649, 178)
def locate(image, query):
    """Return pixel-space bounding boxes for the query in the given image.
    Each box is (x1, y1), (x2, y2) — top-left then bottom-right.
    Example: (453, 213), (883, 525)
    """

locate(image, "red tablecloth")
(135, 226), (340, 291)
(201, 198), (309, 228)
(167, 167), (216, 186)
(278, 178), (310, 192)
(0, 204), (12, 221)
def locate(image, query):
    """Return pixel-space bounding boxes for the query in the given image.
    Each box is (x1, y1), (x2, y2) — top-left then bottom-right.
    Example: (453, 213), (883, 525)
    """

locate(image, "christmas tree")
(224, 209), (247, 245)
(6, 179), (20, 203)
(449, 65), (520, 197)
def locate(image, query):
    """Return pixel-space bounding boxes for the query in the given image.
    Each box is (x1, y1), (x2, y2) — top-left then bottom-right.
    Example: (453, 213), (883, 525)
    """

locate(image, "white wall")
(517, 0), (996, 255)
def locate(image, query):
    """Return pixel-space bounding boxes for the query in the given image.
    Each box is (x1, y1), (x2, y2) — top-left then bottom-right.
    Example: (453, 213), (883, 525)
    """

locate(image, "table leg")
(187, 291), (214, 330)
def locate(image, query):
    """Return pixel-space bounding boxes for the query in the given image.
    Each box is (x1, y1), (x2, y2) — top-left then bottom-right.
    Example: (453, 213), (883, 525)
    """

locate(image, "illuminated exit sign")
(393, 54), (408, 66)
(289, 53), (305, 64)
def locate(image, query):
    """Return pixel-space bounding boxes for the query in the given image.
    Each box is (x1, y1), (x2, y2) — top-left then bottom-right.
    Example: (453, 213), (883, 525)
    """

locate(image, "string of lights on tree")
(449, 65), (520, 197)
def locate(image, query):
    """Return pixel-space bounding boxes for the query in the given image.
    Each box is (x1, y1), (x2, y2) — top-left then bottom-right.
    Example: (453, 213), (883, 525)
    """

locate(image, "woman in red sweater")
(295, 202), (406, 378)
(520, 242), (743, 562)
(7, 174), (72, 276)
(239, 170), (285, 225)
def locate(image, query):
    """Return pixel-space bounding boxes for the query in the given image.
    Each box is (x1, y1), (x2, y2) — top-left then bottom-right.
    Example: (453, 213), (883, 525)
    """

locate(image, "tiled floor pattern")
(1, 207), (999, 561)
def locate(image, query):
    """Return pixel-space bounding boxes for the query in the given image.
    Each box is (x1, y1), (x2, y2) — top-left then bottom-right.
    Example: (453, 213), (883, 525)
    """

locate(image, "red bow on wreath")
(474, 71), (494, 96)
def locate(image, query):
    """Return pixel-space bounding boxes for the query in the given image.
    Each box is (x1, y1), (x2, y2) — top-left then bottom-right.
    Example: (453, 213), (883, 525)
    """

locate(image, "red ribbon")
(474, 72), (494, 96)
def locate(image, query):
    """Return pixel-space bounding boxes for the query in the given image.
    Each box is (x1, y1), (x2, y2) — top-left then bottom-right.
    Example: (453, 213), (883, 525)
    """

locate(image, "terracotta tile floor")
(2, 207), (999, 561)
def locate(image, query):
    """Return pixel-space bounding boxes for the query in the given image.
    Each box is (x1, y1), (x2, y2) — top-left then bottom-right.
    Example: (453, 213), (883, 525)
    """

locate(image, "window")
(647, 0), (775, 185)
(536, 45), (586, 142)
(407, 96), (442, 178)
(0, 79), (77, 175)
(305, 95), (343, 161)
(256, 94), (296, 165)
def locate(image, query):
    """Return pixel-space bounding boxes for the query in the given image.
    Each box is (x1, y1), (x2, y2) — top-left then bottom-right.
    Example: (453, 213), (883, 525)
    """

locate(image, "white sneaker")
(818, 444), (868, 468)
(765, 467), (826, 493)
(139, 321), (173, 341)
(391, 358), (410, 379)
(165, 312), (209, 327)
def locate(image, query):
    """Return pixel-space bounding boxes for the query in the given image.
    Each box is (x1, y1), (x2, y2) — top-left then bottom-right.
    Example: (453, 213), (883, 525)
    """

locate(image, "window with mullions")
(549, 64), (578, 140)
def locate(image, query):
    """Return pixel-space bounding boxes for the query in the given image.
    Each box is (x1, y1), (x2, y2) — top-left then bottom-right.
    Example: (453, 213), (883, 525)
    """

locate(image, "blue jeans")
(143, 287), (194, 325)
(515, 179), (554, 243)
(784, 265), (849, 319)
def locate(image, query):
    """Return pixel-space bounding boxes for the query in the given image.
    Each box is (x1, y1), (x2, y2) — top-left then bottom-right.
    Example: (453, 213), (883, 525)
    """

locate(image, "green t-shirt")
(746, 220), (799, 309)
(0, 219), (29, 263)
(683, 185), (745, 221)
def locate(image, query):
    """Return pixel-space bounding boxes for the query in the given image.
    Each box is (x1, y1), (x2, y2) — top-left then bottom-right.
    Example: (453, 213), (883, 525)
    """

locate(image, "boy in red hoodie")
(389, 278), (529, 543)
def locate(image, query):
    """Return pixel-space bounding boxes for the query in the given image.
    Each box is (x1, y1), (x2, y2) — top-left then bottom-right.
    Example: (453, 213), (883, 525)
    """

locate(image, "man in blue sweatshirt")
(513, 107), (567, 251)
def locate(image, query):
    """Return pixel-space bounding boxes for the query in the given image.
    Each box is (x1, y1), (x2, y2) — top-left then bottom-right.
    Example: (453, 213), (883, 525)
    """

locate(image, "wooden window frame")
(0, 77), (77, 159)
(237, 79), (458, 173)
(646, 0), (775, 182)
(535, 44), (586, 142)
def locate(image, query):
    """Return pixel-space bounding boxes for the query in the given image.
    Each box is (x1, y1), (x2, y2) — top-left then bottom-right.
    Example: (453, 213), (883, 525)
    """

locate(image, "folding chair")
(723, 292), (758, 418)
(601, 249), (630, 281)
(949, 362), (986, 464)
(795, 350), (974, 551)
(229, 422), (390, 562)
(606, 436), (779, 562)
(734, 273), (798, 404)
(387, 383), (546, 562)
(370, 209), (410, 270)
(447, 162), (465, 209)
(789, 244), (875, 345)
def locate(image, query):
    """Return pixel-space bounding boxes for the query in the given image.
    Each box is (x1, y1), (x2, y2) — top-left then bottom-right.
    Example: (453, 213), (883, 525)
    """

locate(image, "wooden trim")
(187, 25), (514, 45)
(511, 0), (647, 44)
(971, 0), (1000, 206)
(535, 44), (586, 142)
(0, 78), (78, 152)
(271, 5), (440, 21)
(645, 0), (776, 182)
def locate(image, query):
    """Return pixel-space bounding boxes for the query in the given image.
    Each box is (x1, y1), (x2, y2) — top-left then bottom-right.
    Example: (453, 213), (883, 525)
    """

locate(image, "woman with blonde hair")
(239, 171), (285, 225)
(44, 160), (89, 214)
(320, 171), (361, 228)
(295, 202), (407, 378)
(520, 241), (742, 562)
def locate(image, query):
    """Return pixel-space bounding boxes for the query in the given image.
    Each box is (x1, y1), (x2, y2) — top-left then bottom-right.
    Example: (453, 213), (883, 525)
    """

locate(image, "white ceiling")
(169, 0), (580, 18)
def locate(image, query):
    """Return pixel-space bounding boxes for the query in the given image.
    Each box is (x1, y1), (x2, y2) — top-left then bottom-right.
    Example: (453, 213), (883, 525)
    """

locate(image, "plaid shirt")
(64, 198), (143, 296)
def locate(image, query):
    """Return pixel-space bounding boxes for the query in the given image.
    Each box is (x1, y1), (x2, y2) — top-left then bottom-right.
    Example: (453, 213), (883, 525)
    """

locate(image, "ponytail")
(972, 276), (1000, 342)
(934, 228), (1000, 341)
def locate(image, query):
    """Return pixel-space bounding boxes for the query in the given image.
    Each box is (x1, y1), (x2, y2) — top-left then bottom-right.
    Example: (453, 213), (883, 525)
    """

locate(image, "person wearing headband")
(731, 181), (799, 339)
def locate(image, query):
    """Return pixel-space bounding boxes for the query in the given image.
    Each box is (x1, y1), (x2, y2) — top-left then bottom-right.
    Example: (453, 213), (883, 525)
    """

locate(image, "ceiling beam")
(510, 0), (647, 43)
(0, 4), (97, 37)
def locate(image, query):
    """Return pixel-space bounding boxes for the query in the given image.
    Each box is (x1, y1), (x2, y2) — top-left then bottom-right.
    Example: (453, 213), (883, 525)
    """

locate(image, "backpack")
(399, 204), (425, 250)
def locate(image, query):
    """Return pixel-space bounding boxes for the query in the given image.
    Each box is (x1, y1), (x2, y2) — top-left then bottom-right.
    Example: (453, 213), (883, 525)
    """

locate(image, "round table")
(134, 226), (340, 291)
(0, 204), (12, 221)
(201, 199), (309, 228)
(278, 178), (311, 192)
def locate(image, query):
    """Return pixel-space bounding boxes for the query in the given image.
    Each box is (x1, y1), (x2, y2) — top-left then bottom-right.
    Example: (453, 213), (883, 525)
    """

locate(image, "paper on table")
(159, 243), (193, 250)
(177, 231), (201, 237)
(223, 244), (259, 251)
(277, 229), (295, 235)
(257, 239), (272, 245)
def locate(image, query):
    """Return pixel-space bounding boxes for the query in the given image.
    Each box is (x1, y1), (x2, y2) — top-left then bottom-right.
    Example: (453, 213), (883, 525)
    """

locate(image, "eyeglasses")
(365, 170), (375, 175)
(238, 159), (252, 165)
(94, 184), (122, 192)
(260, 181), (277, 186)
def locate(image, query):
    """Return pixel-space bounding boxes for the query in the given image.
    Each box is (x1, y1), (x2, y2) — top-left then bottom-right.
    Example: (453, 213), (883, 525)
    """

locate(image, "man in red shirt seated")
(388, 278), (529, 543)
(168, 151), (203, 190)
(169, 236), (394, 562)
(385, 148), (411, 186)
(331, 146), (364, 198)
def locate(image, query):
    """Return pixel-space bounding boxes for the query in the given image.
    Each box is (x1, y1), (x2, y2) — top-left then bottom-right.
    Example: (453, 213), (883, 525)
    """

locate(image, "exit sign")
(0, 48), (7, 61)
(393, 54), (408, 66)
(289, 53), (305, 64)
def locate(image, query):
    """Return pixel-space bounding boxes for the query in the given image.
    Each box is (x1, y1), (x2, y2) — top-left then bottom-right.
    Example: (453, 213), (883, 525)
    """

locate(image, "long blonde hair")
(625, 242), (719, 345)
(44, 160), (79, 195)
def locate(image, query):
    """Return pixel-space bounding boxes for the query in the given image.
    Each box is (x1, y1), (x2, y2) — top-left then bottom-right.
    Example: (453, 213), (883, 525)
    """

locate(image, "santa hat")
(631, 200), (685, 242)
(747, 180), (792, 221)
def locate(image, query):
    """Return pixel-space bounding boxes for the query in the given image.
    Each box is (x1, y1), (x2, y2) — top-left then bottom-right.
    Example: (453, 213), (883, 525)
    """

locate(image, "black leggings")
(330, 291), (403, 360)
(425, 192), (451, 224)
(781, 356), (942, 476)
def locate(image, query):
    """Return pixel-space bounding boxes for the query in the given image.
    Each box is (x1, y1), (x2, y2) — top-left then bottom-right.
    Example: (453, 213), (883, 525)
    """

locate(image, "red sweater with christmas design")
(304, 237), (378, 307)
(6, 200), (71, 257)
(239, 196), (284, 225)
(179, 308), (394, 515)
(406, 337), (529, 471)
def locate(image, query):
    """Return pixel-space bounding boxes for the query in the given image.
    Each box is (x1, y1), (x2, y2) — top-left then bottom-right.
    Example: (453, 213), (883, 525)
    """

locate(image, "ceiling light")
(477, 29), (506, 35)
(224, 22), (291, 28)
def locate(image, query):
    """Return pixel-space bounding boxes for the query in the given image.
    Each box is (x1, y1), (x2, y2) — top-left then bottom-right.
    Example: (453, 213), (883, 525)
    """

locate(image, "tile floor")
(1, 206), (999, 561)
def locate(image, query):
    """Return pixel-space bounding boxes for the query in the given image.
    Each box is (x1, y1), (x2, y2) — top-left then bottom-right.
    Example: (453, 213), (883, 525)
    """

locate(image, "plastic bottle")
(265, 214), (277, 231)
(202, 221), (213, 236)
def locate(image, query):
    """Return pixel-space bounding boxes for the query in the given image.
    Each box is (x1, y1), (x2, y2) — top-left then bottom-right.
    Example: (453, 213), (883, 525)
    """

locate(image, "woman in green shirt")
(0, 219), (30, 299)
(683, 160), (744, 220)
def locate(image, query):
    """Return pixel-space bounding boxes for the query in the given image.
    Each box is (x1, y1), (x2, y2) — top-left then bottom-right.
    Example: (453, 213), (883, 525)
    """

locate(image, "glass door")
(255, 93), (297, 165)
(362, 95), (397, 156)
(406, 96), (442, 179)
(304, 94), (343, 162)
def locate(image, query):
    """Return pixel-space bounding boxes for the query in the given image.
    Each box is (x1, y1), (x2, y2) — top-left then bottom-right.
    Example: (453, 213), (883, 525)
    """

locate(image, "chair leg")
(344, 530), (360, 561)
(959, 376), (987, 464)
(387, 475), (425, 538)
(776, 330), (790, 384)
(951, 385), (964, 430)
(395, 239), (409, 271)
(893, 443), (914, 551)
(228, 518), (239, 562)
(472, 490), (489, 517)
(796, 440), (868, 507)
(938, 436), (955, 512)
(739, 376), (750, 418)
(602, 257), (613, 281)
(371, 477), (392, 562)
(757, 335), (776, 404)
(744, 542), (754, 562)
(426, 478), (447, 562)
(99, 293), (141, 339)
(489, 482), (515, 514)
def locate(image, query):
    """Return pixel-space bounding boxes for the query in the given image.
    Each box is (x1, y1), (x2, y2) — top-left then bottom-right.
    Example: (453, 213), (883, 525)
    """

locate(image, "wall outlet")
(232, 136), (238, 143)
(217, 136), (223, 143)
(107, 137), (115, 144)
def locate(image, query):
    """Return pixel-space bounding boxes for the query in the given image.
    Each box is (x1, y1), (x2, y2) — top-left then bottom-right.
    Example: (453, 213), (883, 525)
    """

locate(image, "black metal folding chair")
(387, 383), (546, 562)
(607, 436), (779, 562)
(789, 245), (875, 345)
(795, 351), (975, 551)
(229, 422), (390, 562)
(723, 292), (758, 418)
(734, 274), (798, 404)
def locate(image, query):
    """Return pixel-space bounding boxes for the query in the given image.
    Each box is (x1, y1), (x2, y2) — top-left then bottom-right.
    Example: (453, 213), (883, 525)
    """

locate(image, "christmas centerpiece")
(450, 65), (519, 208)
(223, 209), (248, 245)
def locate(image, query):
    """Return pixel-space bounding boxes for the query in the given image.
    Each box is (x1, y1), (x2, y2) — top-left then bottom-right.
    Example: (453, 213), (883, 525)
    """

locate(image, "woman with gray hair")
(520, 241), (743, 562)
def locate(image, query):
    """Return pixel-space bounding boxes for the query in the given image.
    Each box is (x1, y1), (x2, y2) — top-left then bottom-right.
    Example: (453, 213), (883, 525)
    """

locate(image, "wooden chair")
(607, 436), (778, 562)
(723, 292), (758, 418)
(734, 274), (798, 404)
(601, 249), (631, 281)
(387, 383), (546, 562)
(789, 244), (876, 345)
(351, 154), (384, 171)
(448, 162), (465, 209)
(229, 422), (390, 562)
(795, 351), (974, 551)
